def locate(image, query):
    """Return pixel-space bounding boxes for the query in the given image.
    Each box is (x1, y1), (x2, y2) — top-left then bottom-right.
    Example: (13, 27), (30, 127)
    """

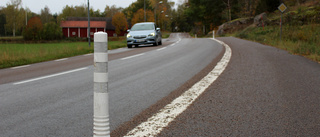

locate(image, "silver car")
(127, 22), (162, 48)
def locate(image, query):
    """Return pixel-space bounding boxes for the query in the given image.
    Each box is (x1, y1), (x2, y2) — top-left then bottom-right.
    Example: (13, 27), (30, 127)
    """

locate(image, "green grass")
(162, 31), (171, 38)
(233, 24), (320, 63)
(0, 39), (128, 69)
(0, 36), (23, 40)
(108, 39), (127, 49)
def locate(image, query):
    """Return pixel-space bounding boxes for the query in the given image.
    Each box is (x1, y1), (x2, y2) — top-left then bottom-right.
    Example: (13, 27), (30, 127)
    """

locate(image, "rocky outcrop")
(217, 17), (253, 36)
(254, 12), (270, 27)
(216, 12), (273, 36)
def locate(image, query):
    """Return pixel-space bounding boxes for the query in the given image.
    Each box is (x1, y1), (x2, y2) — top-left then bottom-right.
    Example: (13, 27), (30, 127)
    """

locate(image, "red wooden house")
(60, 17), (127, 38)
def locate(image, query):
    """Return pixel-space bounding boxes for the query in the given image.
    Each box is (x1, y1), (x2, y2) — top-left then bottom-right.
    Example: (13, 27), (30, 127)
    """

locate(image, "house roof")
(60, 20), (107, 28)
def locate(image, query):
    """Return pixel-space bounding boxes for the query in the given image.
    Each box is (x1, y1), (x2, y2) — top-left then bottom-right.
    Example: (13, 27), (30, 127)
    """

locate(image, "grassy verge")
(0, 36), (23, 40)
(232, 24), (320, 63)
(162, 31), (171, 38)
(0, 39), (127, 69)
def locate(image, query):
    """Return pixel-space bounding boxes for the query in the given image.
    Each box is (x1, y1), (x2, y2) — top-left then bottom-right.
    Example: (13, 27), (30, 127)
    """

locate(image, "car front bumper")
(127, 36), (157, 45)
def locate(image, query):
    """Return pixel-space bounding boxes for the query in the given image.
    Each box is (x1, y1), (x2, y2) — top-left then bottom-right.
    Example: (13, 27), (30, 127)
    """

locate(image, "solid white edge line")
(13, 67), (88, 85)
(54, 58), (68, 62)
(125, 38), (232, 137)
(10, 65), (31, 69)
(84, 53), (93, 56)
(120, 53), (145, 60)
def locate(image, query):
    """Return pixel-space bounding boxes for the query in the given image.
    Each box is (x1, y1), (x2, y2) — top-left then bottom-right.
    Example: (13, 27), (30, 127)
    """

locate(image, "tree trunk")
(13, 20), (15, 37)
(247, 0), (251, 16)
(228, 0), (231, 21)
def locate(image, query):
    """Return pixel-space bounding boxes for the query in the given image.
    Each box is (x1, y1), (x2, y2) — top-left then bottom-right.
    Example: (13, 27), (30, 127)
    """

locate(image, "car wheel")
(135, 44), (139, 48)
(127, 44), (132, 48)
(159, 40), (162, 45)
(153, 41), (158, 46)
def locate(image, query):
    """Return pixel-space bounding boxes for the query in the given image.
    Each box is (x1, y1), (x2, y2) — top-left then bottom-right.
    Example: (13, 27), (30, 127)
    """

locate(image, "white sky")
(0, 0), (180, 14)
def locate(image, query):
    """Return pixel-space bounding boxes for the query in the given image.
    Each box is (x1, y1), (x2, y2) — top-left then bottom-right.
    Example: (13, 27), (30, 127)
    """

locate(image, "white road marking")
(125, 38), (232, 136)
(120, 53), (145, 60)
(156, 47), (167, 51)
(84, 53), (93, 56)
(13, 67), (88, 85)
(175, 38), (181, 45)
(54, 58), (68, 62)
(10, 65), (30, 69)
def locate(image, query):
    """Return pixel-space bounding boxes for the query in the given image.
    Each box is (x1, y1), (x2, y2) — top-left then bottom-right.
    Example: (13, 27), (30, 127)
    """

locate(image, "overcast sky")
(0, 0), (180, 14)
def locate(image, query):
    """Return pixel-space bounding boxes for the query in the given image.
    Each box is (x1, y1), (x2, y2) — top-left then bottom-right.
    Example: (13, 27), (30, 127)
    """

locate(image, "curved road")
(158, 37), (320, 136)
(0, 33), (224, 136)
(1, 35), (319, 136)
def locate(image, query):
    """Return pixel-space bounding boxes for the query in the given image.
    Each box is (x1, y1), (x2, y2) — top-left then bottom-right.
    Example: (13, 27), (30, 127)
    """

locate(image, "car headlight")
(148, 32), (155, 36)
(127, 34), (132, 38)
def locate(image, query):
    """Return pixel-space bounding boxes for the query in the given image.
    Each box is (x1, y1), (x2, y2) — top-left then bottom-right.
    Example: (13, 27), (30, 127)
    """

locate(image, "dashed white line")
(10, 65), (31, 69)
(125, 38), (232, 136)
(174, 38), (181, 45)
(156, 47), (167, 51)
(13, 67), (88, 85)
(120, 53), (145, 60)
(54, 58), (68, 62)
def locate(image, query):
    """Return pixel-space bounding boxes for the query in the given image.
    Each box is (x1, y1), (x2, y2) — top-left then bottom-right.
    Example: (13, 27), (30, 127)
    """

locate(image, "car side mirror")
(127, 29), (130, 32)
(156, 28), (160, 31)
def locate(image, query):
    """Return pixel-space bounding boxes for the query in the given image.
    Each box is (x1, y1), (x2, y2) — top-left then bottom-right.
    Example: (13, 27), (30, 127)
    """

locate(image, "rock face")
(217, 17), (253, 35)
(216, 12), (270, 36)
(254, 12), (269, 27)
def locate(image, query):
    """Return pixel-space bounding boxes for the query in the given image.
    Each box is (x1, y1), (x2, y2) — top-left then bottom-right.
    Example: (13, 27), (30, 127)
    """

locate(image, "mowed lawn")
(0, 40), (127, 69)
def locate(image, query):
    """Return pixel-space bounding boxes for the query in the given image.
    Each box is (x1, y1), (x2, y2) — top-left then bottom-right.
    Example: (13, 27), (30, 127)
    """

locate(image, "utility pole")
(144, 0), (146, 22)
(88, 0), (91, 47)
(154, 1), (163, 26)
(25, 8), (27, 26)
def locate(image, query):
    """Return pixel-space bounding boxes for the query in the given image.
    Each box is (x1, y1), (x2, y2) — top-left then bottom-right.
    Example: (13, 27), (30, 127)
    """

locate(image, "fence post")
(93, 32), (110, 137)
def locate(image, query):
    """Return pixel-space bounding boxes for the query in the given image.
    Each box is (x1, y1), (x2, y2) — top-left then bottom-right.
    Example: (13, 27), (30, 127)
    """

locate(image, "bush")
(23, 17), (43, 40)
(41, 22), (63, 40)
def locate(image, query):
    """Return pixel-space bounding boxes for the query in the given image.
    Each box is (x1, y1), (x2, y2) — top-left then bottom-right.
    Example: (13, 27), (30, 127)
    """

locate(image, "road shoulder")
(111, 38), (226, 136)
(158, 37), (320, 136)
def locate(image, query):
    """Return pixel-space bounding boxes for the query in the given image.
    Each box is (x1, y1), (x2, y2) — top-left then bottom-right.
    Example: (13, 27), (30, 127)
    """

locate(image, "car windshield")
(131, 24), (155, 31)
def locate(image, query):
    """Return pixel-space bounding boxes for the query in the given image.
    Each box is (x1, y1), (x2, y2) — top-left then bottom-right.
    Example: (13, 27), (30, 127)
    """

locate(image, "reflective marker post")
(93, 32), (110, 137)
(212, 31), (215, 39)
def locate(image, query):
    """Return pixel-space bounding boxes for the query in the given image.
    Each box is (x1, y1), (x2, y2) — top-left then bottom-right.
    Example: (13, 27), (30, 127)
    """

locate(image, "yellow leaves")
(131, 9), (155, 25)
(112, 12), (128, 35)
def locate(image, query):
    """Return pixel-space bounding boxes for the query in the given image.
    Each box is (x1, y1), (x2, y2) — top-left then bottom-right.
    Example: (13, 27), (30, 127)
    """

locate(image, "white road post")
(213, 30), (215, 39)
(93, 32), (110, 137)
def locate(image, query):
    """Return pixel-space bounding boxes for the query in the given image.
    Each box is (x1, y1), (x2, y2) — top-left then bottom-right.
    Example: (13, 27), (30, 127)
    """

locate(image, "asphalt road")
(2, 36), (319, 136)
(0, 33), (224, 136)
(158, 37), (320, 136)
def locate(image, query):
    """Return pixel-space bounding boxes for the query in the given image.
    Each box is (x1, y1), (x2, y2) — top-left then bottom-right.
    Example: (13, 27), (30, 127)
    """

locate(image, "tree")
(255, 0), (280, 14)
(23, 16), (43, 40)
(59, 4), (105, 22)
(221, 0), (241, 21)
(111, 12), (128, 36)
(5, 0), (24, 37)
(41, 22), (62, 40)
(123, 0), (153, 24)
(185, 0), (226, 34)
(131, 9), (154, 25)
(40, 6), (53, 24)
(0, 8), (6, 36)
(104, 5), (123, 18)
